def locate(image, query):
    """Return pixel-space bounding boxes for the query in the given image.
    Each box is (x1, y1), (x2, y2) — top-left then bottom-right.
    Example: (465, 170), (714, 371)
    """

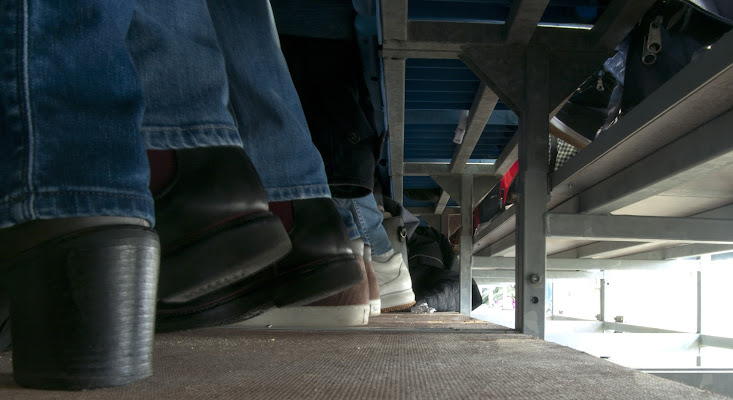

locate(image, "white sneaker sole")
(369, 299), (381, 316)
(380, 289), (416, 313)
(235, 304), (370, 328)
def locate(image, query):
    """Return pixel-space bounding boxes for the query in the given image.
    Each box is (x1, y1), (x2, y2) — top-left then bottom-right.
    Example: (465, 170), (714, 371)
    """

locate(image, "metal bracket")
(642, 15), (664, 66)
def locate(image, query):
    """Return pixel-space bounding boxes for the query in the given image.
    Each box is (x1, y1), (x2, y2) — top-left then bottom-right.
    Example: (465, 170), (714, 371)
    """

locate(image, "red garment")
(500, 161), (519, 204)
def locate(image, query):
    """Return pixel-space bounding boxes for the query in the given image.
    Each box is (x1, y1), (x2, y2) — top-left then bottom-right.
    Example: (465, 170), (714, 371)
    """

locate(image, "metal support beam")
(571, 241), (661, 259)
(701, 335), (733, 350)
(404, 162), (496, 176)
(474, 206), (517, 255)
(432, 176), (462, 205)
(434, 190), (450, 215)
(384, 58), (406, 202)
(590, 0), (656, 50)
(504, 0), (551, 45)
(599, 278), (606, 322)
(546, 213), (733, 244)
(697, 268), (704, 334)
(407, 207), (460, 216)
(472, 269), (602, 280)
(578, 108), (733, 214)
(484, 234), (515, 257)
(472, 176), (501, 209)
(603, 322), (685, 334)
(515, 46), (550, 339)
(617, 244), (733, 261)
(380, 0), (407, 42)
(564, 204), (733, 259)
(473, 257), (701, 271)
(460, 173), (474, 316)
(493, 131), (519, 177)
(450, 83), (499, 174)
(441, 212), (451, 237)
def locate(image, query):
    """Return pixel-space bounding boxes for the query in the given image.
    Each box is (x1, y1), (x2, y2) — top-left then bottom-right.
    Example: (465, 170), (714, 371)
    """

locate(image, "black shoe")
(156, 198), (363, 332)
(0, 218), (159, 390)
(154, 147), (292, 303)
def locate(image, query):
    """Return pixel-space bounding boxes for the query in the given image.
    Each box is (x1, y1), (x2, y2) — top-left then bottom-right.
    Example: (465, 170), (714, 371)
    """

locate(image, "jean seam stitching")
(352, 200), (370, 245)
(21, 0), (35, 220)
(0, 190), (151, 206)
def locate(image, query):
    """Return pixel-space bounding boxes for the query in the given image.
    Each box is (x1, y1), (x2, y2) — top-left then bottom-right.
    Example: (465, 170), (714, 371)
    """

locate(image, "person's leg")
(124, 0), (292, 313)
(0, 0), (158, 389)
(206, 0), (330, 202)
(334, 195), (394, 261)
(172, 0), (363, 327)
(334, 195), (416, 313)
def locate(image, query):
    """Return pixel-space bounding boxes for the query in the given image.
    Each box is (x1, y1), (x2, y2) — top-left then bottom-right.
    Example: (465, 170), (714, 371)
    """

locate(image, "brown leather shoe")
(154, 147), (291, 303)
(363, 244), (381, 316)
(155, 198), (363, 332)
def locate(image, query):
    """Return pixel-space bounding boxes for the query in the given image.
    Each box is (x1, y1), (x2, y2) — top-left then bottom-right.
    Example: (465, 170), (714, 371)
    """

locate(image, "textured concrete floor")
(0, 314), (727, 399)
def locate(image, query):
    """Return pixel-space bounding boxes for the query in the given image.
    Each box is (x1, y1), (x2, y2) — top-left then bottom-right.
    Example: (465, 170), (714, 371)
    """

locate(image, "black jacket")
(407, 226), (483, 312)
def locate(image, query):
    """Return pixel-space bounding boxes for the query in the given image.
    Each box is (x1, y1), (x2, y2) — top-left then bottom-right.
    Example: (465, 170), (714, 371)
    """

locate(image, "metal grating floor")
(0, 314), (726, 399)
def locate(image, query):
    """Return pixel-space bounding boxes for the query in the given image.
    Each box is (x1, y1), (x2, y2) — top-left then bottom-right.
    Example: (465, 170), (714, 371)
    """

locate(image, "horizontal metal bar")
(406, 207), (460, 216)
(701, 335), (733, 350)
(472, 268), (602, 280)
(603, 322), (687, 334)
(473, 257), (700, 271)
(382, 22), (594, 60)
(568, 204), (733, 259)
(578, 108), (733, 214)
(546, 213), (733, 244)
(616, 244), (733, 261)
(404, 162), (496, 176)
(474, 206), (517, 255)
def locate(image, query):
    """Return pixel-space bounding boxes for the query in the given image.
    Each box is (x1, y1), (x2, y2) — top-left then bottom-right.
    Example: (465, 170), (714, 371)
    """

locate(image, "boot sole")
(4, 226), (159, 390)
(369, 299), (381, 316)
(158, 212), (291, 303)
(155, 255), (363, 332)
(380, 289), (416, 313)
(237, 303), (370, 328)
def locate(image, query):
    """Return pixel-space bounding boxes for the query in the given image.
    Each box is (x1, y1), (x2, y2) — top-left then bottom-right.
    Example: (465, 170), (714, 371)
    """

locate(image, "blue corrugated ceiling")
(393, 0), (609, 209)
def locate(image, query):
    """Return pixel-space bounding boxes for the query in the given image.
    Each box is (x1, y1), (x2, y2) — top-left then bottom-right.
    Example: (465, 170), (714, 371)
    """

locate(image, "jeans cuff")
(0, 189), (155, 229)
(141, 125), (243, 149)
(265, 185), (331, 202)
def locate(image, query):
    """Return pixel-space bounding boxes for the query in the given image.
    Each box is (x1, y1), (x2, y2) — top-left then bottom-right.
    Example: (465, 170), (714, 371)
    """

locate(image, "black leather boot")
(156, 198), (363, 332)
(0, 217), (159, 390)
(154, 147), (292, 303)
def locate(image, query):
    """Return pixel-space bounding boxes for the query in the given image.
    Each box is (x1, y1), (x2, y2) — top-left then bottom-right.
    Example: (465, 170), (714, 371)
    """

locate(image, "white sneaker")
(371, 252), (415, 312)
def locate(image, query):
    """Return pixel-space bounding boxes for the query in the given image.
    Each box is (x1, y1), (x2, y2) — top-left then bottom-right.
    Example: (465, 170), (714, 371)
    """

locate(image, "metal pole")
(460, 173), (474, 315)
(599, 278), (606, 322)
(515, 45), (549, 338)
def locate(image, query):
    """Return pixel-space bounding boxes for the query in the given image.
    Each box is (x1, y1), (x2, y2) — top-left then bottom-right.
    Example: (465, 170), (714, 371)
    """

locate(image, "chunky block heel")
(3, 225), (160, 390)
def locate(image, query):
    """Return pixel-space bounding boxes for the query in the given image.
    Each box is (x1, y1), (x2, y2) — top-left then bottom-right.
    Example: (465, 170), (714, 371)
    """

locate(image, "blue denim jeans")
(0, 0), (152, 229)
(0, 0), (330, 229)
(333, 194), (394, 259)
